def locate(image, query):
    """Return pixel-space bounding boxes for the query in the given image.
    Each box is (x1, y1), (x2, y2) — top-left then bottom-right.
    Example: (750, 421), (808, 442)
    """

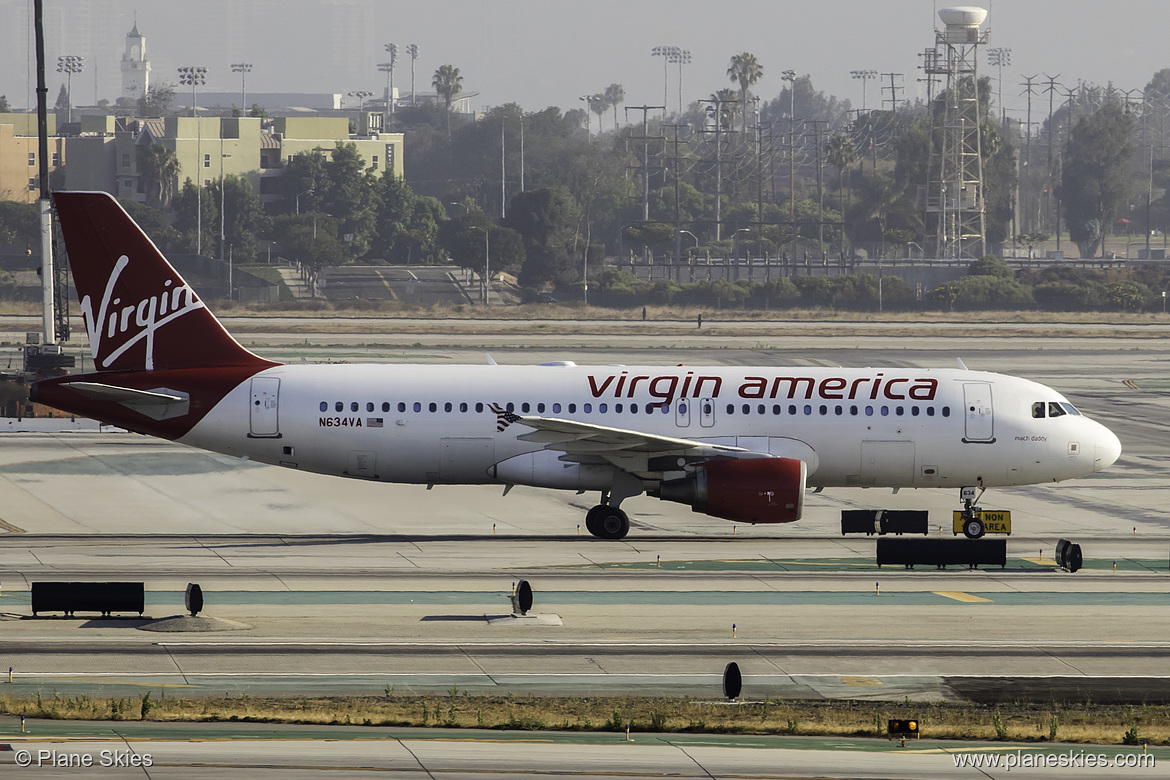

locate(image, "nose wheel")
(585, 505), (630, 540)
(960, 485), (986, 539)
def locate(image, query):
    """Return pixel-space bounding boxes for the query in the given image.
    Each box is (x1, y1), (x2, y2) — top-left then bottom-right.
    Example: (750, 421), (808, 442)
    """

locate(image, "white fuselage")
(179, 363), (1120, 492)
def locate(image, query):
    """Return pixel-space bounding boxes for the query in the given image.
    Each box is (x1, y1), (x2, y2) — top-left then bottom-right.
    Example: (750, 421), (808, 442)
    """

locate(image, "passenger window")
(1048, 402), (1066, 418)
(319, 401), (328, 412)
(1032, 402), (1046, 419)
(444, 402), (453, 413)
(506, 402), (515, 412)
(521, 402), (530, 413)
(819, 405), (827, 415)
(849, 405), (858, 416)
(366, 402), (374, 412)
(727, 404), (735, 414)
(537, 403), (546, 413)
(679, 403), (688, 414)
(788, 405), (797, 415)
(413, 402), (421, 412)
(552, 403), (561, 413)
(599, 403), (607, 413)
(615, 403), (623, 413)
(661, 404), (669, 414)
(382, 402), (390, 412)
(773, 404), (782, 415)
(803, 405), (811, 415)
(834, 405), (842, 415)
(911, 406), (920, 416)
(881, 406), (889, 416)
(895, 406), (904, 416)
(630, 403), (639, 413)
(757, 404), (765, 414)
(335, 401), (344, 412)
(927, 407), (935, 416)
(742, 404), (750, 414)
(865, 406), (873, 416)
(703, 403), (712, 414)
(942, 406), (950, 417)
(351, 402), (359, 412)
(398, 402), (406, 413)
(459, 402), (468, 412)
(476, 402), (484, 413)
(568, 403), (577, 413)
(428, 402), (437, 413)
(583, 403), (592, 413)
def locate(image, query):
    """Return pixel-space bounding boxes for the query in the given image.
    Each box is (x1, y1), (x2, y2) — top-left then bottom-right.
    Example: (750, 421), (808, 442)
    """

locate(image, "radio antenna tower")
(922, 6), (989, 260)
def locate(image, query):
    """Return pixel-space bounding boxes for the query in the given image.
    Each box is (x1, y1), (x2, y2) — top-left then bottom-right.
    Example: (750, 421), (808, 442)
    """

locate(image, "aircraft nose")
(1093, 424), (1122, 472)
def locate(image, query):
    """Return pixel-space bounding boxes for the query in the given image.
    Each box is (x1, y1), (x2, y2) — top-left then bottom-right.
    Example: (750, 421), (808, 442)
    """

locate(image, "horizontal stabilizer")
(61, 382), (190, 421)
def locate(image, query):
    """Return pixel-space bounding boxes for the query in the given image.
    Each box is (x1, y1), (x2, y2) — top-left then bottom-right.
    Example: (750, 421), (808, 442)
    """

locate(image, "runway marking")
(0, 517), (25, 533)
(933, 591), (993, 603)
(374, 270), (399, 301)
(837, 676), (883, 687)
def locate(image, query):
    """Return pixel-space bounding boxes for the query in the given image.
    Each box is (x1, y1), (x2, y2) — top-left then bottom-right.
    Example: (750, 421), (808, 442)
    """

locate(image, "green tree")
(0, 202), (38, 248)
(727, 52), (764, 135)
(1061, 98), (1137, 258)
(967, 255), (1014, 278)
(273, 212), (346, 284)
(604, 83), (625, 132)
(137, 142), (181, 209)
(54, 84), (69, 113)
(118, 199), (181, 252)
(825, 134), (858, 220)
(503, 187), (580, 287)
(432, 64), (464, 138)
(280, 148), (328, 214)
(584, 93), (607, 136)
(0, 95), (9, 112)
(248, 103), (269, 119)
(137, 81), (176, 116)
(318, 142), (380, 259)
(375, 169), (445, 264)
(171, 180), (218, 256)
(207, 174), (270, 262)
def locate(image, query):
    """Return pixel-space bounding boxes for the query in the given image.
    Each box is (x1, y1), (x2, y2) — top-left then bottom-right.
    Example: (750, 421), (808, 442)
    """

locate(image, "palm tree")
(138, 142), (181, 209)
(727, 52), (764, 135)
(825, 135), (858, 218)
(432, 64), (463, 138)
(587, 93), (608, 136)
(604, 83), (625, 131)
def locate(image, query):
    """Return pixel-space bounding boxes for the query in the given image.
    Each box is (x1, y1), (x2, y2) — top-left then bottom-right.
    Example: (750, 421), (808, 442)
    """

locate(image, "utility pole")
(881, 72), (904, 114)
(805, 119), (828, 251)
(1020, 75), (1038, 231)
(1043, 74), (1061, 233)
(624, 105), (666, 222)
(664, 123), (686, 261)
(699, 96), (738, 240)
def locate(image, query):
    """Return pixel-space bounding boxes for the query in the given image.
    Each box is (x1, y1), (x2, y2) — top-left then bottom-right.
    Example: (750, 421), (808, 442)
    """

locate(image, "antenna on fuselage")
(956, 358), (969, 371)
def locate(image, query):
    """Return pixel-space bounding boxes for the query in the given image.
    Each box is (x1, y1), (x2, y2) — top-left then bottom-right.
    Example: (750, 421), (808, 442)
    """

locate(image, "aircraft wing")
(496, 407), (769, 476)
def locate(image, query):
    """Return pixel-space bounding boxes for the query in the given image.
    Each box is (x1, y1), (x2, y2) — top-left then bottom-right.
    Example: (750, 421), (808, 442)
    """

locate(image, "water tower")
(922, 6), (989, 259)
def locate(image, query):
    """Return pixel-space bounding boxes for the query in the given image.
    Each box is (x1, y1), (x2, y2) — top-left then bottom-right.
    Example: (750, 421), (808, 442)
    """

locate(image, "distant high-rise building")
(120, 22), (150, 103)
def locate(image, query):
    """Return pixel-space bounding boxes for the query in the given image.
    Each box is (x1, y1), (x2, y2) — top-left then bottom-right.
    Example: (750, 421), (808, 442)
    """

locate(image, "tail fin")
(54, 191), (274, 372)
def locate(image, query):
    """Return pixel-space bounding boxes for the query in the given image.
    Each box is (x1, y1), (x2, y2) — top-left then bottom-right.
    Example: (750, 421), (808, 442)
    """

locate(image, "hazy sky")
(1, 1), (1167, 121)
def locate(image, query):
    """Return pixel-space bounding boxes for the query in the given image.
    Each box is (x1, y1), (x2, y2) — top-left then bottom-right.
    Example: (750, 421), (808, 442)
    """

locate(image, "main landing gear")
(585, 489), (630, 539)
(959, 485), (986, 539)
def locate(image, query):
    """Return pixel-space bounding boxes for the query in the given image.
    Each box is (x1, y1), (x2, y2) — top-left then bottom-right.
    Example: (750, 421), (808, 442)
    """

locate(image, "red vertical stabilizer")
(53, 191), (275, 372)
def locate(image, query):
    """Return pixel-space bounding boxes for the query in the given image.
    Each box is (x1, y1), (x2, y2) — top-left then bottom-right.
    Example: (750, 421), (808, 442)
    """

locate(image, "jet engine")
(657, 457), (806, 524)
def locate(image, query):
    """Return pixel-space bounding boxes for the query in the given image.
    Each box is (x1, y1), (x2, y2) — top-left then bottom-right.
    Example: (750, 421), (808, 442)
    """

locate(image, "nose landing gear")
(959, 485), (986, 539)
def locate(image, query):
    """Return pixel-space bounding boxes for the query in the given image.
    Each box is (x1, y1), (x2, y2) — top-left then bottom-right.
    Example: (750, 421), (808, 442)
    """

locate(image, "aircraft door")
(699, 398), (715, 428)
(249, 377), (280, 437)
(963, 382), (994, 442)
(675, 398), (691, 427)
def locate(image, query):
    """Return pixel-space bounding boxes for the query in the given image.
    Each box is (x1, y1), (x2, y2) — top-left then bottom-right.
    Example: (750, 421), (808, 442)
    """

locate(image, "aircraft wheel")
(963, 517), (985, 540)
(585, 505), (629, 539)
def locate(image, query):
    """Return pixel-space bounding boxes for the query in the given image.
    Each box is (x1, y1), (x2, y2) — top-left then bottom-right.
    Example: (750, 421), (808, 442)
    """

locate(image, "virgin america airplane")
(34, 193), (1121, 539)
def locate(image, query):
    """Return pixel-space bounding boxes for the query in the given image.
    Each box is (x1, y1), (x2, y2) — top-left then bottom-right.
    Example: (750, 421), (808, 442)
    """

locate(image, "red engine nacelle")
(657, 457), (806, 524)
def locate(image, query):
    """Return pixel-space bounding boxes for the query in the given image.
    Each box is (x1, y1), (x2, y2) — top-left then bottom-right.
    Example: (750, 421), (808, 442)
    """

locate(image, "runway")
(1, 328), (1168, 776)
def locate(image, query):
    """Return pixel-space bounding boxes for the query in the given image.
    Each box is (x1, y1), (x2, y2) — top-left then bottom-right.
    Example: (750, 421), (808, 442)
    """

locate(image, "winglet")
(956, 358), (969, 371)
(485, 354), (498, 365)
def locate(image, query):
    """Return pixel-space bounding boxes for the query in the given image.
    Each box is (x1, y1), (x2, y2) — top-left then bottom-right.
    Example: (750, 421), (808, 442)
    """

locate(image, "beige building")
(64, 114), (404, 208)
(0, 113), (63, 203)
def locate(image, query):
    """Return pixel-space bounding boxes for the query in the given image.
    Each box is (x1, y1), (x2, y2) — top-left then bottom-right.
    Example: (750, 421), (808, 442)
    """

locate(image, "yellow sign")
(953, 510), (1012, 535)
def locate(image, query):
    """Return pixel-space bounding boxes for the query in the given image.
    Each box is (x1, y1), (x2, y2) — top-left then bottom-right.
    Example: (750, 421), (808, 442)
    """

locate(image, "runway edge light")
(888, 719), (920, 740)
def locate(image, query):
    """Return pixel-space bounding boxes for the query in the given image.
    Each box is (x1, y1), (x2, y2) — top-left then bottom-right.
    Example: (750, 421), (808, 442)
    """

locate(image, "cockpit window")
(1060, 402), (1082, 416)
(1032, 402), (1046, 419)
(1048, 402), (1067, 418)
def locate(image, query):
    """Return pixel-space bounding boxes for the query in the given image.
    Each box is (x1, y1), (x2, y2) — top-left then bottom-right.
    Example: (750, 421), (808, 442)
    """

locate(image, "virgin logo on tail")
(80, 254), (205, 371)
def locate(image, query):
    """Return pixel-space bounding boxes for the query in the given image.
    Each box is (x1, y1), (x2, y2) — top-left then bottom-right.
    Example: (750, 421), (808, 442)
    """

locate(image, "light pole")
(219, 152), (231, 264)
(383, 43), (398, 116)
(471, 225), (490, 305)
(732, 228), (751, 261)
(782, 69), (797, 222)
(55, 55), (83, 123)
(348, 90), (373, 132)
(850, 69), (877, 111)
(231, 62), (252, 113)
(986, 48), (1011, 126)
(178, 66), (208, 255)
(377, 62), (394, 127)
(651, 46), (680, 117)
(296, 187), (313, 215)
(667, 48), (691, 116)
(406, 44), (420, 105)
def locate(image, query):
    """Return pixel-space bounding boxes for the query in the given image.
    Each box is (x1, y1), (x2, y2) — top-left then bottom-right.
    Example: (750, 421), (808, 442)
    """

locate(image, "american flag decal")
(489, 403), (522, 432)
(367, 417), (384, 428)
